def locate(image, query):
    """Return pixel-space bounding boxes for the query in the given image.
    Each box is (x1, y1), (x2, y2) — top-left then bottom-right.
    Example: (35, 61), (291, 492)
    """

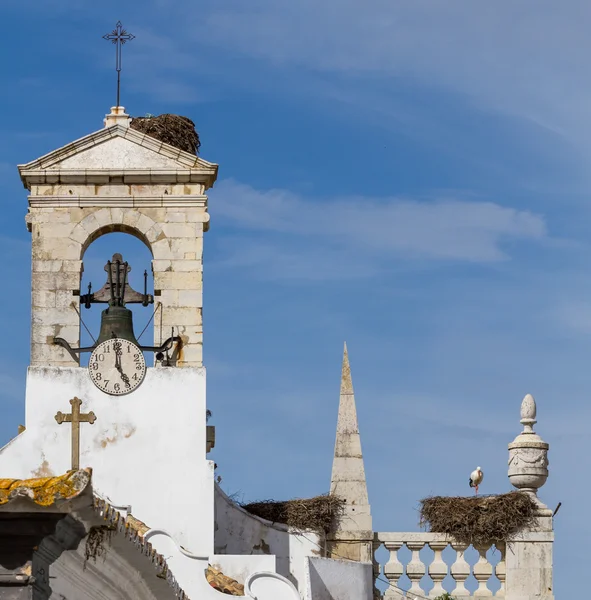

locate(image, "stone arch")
(71, 208), (162, 259)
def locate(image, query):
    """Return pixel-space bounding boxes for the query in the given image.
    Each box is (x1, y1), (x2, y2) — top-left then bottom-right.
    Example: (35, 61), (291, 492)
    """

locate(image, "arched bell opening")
(79, 232), (155, 367)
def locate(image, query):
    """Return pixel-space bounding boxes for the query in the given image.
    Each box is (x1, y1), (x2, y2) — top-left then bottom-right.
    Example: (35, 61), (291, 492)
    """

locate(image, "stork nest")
(241, 494), (345, 534)
(130, 114), (201, 155)
(419, 492), (538, 546)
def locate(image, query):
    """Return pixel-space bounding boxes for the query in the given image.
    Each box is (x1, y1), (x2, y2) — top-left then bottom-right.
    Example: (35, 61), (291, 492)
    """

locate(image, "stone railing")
(374, 532), (505, 598)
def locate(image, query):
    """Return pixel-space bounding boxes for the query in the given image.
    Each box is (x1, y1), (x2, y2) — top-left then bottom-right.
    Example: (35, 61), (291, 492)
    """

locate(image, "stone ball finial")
(508, 393), (549, 496)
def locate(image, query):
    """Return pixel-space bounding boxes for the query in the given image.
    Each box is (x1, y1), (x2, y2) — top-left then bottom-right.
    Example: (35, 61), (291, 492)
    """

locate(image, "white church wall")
(137, 532), (298, 600)
(209, 554), (276, 585)
(304, 557), (373, 600)
(214, 484), (324, 596)
(0, 365), (213, 556)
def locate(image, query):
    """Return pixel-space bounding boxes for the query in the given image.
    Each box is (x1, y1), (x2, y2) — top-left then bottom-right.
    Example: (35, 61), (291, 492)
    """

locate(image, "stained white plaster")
(214, 484), (324, 597)
(304, 557), (373, 600)
(132, 533), (298, 600)
(0, 366), (213, 556)
(210, 555), (276, 585)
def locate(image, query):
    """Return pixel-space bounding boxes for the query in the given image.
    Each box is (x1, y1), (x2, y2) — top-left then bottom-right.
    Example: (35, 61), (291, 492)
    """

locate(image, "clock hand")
(113, 340), (131, 388)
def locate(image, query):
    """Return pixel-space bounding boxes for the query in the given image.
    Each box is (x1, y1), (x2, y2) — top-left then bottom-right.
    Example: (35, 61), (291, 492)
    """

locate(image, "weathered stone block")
(69, 225), (89, 245)
(122, 209), (141, 229)
(32, 260), (64, 273)
(152, 260), (173, 272)
(146, 224), (164, 244)
(162, 223), (197, 238)
(161, 307), (202, 326)
(136, 212), (157, 235)
(110, 207), (124, 224)
(158, 290), (179, 307)
(55, 290), (76, 308)
(166, 212), (187, 223)
(154, 271), (202, 290)
(151, 239), (174, 260)
(179, 343), (203, 366)
(178, 290), (203, 306)
(32, 307), (78, 326)
(141, 208), (167, 222)
(32, 290), (56, 308)
(80, 213), (101, 236)
(32, 272), (80, 291)
(169, 237), (203, 256)
(172, 260), (203, 273)
(93, 208), (114, 228)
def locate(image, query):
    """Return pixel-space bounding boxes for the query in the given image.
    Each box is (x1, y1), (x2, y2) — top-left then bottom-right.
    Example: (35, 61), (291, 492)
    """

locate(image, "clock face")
(88, 338), (146, 396)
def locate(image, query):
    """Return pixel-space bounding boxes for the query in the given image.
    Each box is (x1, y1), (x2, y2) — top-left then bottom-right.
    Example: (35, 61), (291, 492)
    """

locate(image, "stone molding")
(29, 195), (209, 209)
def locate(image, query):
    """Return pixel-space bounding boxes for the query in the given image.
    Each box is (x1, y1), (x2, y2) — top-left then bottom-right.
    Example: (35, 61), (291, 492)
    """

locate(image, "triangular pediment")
(18, 124), (218, 187)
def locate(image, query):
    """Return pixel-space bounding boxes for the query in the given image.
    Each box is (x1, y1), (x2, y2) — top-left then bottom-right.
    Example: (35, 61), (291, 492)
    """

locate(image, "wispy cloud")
(197, 0), (591, 143)
(209, 179), (546, 279)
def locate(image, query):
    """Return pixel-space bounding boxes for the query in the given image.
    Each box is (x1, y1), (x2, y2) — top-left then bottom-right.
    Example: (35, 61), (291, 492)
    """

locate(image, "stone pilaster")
(328, 343), (373, 562)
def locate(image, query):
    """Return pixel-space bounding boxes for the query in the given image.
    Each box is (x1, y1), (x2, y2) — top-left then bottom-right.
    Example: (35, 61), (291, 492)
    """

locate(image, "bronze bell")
(96, 305), (142, 347)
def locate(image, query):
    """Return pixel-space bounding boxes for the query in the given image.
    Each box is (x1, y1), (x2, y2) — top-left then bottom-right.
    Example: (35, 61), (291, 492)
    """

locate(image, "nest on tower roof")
(130, 114), (201, 155)
(241, 494), (345, 534)
(419, 492), (538, 546)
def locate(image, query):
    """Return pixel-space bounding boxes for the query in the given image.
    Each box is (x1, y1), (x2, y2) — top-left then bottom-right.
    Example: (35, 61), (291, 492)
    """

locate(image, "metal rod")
(107, 261), (115, 304)
(121, 261), (128, 304)
(115, 259), (121, 304)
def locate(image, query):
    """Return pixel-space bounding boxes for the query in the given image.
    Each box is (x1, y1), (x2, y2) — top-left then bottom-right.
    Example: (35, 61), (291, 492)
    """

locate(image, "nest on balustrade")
(241, 494), (346, 534)
(419, 492), (537, 546)
(130, 114), (201, 155)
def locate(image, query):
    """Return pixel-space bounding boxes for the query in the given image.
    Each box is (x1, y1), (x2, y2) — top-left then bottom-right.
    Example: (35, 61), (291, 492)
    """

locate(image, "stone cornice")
(20, 169), (216, 187)
(28, 195), (209, 209)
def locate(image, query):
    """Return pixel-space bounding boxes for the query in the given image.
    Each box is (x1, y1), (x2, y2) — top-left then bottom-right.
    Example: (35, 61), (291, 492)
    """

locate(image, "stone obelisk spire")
(328, 343), (372, 562)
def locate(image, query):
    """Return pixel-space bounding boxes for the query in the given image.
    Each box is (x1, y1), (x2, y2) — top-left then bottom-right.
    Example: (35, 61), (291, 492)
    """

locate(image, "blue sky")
(0, 0), (587, 595)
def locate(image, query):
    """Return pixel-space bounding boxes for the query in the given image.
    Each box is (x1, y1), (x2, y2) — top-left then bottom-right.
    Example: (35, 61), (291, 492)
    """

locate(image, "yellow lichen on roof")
(0, 468), (91, 506)
(206, 566), (244, 596)
(125, 514), (150, 537)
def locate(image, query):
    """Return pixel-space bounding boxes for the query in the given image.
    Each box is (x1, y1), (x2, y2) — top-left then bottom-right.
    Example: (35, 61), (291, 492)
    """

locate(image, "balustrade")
(375, 533), (505, 599)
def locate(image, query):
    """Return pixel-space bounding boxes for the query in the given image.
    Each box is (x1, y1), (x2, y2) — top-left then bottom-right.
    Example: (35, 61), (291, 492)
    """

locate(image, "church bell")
(79, 253), (154, 349)
(96, 305), (141, 346)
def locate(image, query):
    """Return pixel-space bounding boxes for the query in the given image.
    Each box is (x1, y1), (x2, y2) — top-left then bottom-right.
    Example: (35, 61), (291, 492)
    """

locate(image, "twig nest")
(241, 494), (345, 534)
(130, 114), (201, 155)
(419, 492), (537, 546)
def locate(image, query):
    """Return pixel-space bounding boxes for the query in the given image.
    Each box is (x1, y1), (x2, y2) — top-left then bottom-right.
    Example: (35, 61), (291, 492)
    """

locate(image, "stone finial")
(104, 106), (131, 128)
(520, 393), (537, 433)
(508, 394), (549, 496)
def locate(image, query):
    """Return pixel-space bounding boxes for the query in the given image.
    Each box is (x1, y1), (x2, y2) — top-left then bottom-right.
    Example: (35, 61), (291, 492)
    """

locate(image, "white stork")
(469, 466), (483, 495)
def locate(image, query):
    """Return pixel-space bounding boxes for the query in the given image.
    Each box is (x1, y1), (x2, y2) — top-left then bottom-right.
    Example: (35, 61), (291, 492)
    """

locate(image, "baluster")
(383, 541), (404, 600)
(494, 543), (506, 597)
(372, 540), (383, 599)
(406, 542), (426, 599)
(450, 542), (471, 597)
(428, 540), (448, 598)
(473, 544), (493, 597)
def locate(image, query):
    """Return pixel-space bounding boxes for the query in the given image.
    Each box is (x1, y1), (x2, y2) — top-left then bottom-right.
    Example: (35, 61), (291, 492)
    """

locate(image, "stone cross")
(55, 397), (97, 470)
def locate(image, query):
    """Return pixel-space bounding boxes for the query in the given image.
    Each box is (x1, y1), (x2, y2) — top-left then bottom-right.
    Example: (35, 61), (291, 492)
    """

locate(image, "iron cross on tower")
(103, 21), (135, 108)
(55, 398), (97, 470)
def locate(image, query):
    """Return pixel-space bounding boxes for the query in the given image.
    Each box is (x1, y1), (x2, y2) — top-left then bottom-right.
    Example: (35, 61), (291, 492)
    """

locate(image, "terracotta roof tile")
(206, 566), (244, 596)
(93, 498), (189, 600)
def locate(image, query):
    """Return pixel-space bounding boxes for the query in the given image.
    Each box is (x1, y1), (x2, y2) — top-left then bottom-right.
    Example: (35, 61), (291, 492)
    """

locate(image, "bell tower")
(20, 106), (217, 368)
(0, 107), (220, 560)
